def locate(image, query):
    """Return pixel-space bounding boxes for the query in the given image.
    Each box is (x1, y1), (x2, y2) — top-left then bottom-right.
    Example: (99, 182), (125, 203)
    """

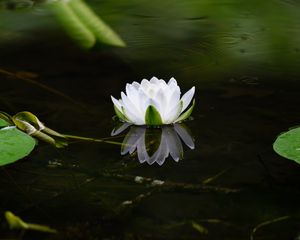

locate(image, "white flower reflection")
(111, 124), (195, 166)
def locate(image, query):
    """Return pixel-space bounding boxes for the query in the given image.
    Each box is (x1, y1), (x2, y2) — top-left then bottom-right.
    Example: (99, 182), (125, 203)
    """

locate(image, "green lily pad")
(0, 127), (36, 166)
(0, 119), (10, 127)
(273, 126), (300, 163)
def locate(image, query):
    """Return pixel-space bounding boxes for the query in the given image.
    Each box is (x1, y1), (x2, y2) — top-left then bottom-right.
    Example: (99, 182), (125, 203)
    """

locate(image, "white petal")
(126, 84), (139, 107)
(121, 92), (144, 124)
(180, 86), (195, 112)
(132, 81), (140, 89)
(174, 124), (195, 149)
(121, 127), (144, 155)
(154, 89), (166, 120)
(111, 96), (123, 112)
(137, 134), (148, 163)
(164, 101), (182, 124)
(150, 76), (159, 84)
(164, 127), (183, 162)
(111, 123), (131, 136)
(141, 79), (151, 91)
(168, 77), (178, 86)
(167, 89), (180, 111)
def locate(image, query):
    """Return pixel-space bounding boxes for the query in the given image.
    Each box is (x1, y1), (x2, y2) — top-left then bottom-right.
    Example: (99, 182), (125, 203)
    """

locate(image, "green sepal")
(175, 99), (195, 123)
(145, 105), (163, 126)
(114, 105), (127, 122)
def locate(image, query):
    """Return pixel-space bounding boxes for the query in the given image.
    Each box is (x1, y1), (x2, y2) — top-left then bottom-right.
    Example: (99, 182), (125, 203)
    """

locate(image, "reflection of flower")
(111, 77), (195, 126)
(112, 124), (195, 165)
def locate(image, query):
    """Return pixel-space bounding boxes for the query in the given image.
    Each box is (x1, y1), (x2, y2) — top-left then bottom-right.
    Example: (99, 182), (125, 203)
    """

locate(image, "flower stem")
(64, 134), (124, 146)
(26, 223), (57, 233)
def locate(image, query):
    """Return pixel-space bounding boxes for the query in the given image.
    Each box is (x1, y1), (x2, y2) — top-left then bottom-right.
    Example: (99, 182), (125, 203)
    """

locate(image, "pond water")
(1, 0), (300, 239)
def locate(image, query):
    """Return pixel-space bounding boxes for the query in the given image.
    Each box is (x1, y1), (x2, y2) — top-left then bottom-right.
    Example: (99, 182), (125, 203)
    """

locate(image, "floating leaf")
(0, 127), (36, 166)
(273, 126), (300, 163)
(0, 111), (13, 125)
(0, 119), (10, 127)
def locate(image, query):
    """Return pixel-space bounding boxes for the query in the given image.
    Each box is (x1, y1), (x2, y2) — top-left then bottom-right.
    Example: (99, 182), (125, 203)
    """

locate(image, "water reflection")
(112, 124), (195, 165)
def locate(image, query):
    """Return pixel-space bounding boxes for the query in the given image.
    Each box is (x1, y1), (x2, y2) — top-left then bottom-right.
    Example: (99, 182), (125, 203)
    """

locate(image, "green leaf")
(145, 105), (163, 126)
(0, 111), (13, 125)
(273, 126), (300, 163)
(0, 127), (36, 166)
(0, 119), (10, 127)
(175, 99), (195, 123)
(49, 0), (96, 49)
(69, 0), (126, 47)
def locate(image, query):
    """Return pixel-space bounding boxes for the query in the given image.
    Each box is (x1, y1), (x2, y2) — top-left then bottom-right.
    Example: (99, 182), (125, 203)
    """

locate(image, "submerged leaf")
(145, 105), (163, 126)
(0, 127), (36, 166)
(273, 126), (300, 163)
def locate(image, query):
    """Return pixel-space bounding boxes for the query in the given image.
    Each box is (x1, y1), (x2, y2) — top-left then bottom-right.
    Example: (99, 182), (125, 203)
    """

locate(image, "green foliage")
(0, 119), (10, 127)
(273, 126), (300, 163)
(49, 0), (125, 49)
(0, 127), (36, 166)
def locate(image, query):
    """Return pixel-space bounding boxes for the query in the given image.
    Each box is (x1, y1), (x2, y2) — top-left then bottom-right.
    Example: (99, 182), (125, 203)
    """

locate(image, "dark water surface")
(1, 1), (300, 239)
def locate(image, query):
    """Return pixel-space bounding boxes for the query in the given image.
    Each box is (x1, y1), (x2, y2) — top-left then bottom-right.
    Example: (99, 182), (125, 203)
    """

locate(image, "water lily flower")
(111, 123), (195, 166)
(111, 77), (195, 126)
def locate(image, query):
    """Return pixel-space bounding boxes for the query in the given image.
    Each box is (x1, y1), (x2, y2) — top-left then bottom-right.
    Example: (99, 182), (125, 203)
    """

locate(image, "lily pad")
(0, 127), (36, 166)
(273, 126), (300, 163)
(0, 119), (10, 127)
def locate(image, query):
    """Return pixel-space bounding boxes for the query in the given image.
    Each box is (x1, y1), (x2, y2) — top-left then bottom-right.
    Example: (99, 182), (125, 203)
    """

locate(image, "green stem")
(64, 134), (124, 146)
(26, 223), (57, 233)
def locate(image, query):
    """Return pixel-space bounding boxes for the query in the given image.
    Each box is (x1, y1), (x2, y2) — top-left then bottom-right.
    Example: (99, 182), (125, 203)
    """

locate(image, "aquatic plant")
(273, 126), (300, 164)
(111, 77), (195, 126)
(0, 111), (124, 166)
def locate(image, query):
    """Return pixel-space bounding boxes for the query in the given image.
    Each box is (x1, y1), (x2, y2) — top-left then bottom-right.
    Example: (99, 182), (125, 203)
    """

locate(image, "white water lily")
(111, 77), (195, 125)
